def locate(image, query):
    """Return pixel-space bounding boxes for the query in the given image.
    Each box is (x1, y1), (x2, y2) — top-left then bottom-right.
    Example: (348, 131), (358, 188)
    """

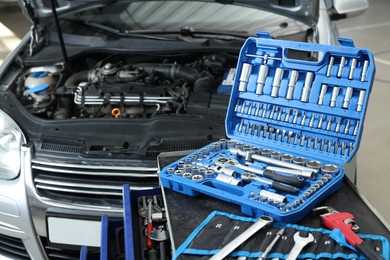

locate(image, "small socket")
(238, 63), (252, 92)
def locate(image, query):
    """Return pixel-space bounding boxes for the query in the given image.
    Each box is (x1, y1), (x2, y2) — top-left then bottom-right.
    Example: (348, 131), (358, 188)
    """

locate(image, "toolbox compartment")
(159, 32), (375, 223)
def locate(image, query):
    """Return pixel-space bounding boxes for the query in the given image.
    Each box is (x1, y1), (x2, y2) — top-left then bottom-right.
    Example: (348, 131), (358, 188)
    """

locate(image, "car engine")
(15, 53), (237, 119)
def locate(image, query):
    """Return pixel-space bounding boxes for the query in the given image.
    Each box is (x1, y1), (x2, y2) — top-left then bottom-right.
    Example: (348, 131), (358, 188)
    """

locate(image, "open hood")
(19, 0), (319, 28)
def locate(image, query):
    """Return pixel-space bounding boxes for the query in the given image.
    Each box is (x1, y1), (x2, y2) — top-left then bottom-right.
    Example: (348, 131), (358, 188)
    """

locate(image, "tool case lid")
(225, 32), (375, 165)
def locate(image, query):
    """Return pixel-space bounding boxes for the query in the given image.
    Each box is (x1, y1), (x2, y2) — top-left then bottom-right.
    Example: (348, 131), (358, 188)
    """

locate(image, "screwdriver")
(257, 228), (285, 260)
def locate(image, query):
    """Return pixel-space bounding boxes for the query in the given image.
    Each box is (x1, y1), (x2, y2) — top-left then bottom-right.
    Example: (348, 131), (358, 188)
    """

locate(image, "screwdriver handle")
(147, 222), (153, 249)
(263, 169), (306, 188)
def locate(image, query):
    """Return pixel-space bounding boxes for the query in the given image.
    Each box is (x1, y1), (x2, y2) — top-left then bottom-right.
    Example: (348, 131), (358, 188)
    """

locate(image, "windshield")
(66, 1), (309, 38)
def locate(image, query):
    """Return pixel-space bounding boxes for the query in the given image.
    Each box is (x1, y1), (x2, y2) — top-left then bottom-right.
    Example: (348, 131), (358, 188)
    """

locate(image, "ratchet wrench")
(215, 157), (305, 188)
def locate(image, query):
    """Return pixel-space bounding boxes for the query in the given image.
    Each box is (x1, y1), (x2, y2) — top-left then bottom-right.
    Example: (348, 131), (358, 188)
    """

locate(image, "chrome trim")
(32, 164), (157, 177)
(35, 184), (123, 196)
(31, 159), (159, 172)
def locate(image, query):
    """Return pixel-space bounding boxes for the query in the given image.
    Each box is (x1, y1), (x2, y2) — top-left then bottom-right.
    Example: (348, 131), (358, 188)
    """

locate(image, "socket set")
(160, 32), (375, 222)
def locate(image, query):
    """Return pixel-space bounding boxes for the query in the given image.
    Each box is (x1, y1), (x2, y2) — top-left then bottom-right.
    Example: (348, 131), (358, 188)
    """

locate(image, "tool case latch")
(256, 31), (272, 39)
(338, 38), (355, 47)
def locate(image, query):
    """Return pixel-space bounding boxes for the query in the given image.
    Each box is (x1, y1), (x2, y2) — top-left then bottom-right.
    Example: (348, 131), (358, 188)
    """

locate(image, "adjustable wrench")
(286, 231), (314, 260)
(214, 157), (305, 188)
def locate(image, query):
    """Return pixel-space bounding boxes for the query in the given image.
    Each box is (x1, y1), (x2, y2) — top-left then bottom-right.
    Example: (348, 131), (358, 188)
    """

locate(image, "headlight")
(0, 110), (25, 180)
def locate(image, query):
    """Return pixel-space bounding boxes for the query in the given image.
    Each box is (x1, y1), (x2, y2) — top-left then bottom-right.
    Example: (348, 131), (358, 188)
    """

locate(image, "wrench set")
(173, 211), (389, 259)
(160, 33), (375, 223)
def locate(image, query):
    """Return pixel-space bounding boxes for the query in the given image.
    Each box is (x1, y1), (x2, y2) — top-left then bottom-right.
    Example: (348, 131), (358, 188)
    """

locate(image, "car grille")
(31, 159), (159, 208)
(0, 234), (30, 260)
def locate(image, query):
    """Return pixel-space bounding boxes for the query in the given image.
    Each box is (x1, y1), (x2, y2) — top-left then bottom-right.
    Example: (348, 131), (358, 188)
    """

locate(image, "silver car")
(0, 0), (368, 259)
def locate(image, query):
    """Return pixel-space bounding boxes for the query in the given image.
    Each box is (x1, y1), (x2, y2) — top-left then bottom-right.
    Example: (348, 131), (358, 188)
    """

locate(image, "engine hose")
(64, 70), (89, 87)
(134, 63), (200, 83)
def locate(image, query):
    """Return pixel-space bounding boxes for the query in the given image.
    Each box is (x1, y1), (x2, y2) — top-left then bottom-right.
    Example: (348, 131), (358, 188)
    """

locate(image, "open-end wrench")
(209, 216), (273, 260)
(286, 231), (314, 260)
(214, 157), (305, 188)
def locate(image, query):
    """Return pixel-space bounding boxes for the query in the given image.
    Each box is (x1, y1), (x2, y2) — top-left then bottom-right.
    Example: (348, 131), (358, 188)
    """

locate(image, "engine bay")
(14, 53), (238, 119)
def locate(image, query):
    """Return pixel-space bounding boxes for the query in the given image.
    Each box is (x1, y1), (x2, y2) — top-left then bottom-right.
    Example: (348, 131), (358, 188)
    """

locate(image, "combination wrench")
(209, 216), (273, 260)
(286, 231), (314, 260)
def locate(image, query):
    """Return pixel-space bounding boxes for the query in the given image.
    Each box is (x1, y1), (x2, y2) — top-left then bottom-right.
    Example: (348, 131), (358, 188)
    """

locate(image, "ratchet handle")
(271, 181), (299, 195)
(263, 169), (306, 188)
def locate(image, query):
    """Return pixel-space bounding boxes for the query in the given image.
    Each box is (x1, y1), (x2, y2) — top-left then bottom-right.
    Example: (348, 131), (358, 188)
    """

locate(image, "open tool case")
(159, 32), (375, 223)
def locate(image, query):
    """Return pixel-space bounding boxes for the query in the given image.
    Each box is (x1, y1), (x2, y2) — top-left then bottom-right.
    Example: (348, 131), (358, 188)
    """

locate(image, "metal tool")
(293, 133), (299, 145)
(234, 100), (240, 112)
(241, 172), (299, 194)
(343, 87), (353, 109)
(262, 104), (269, 118)
(361, 60), (369, 82)
(256, 60), (269, 95)
(146, 199), (154, 249)
(286, 231), (314, 260)
(330, 86), (339, 107)
(345, 119), (351, 134)
(318, 84), (327, 105)
(300, 112), (307, 126)
(300, 134), (306, 147)
(248, 102), (253, 115)
(257, 228), (285, 260)
(357, 90), (366, 112)
(309, 114), (315, 127)
(238, 119), (244, 133)
(353, 121), (360, 136)
(257, 125), (263, 137)
(215, 172), (241, 185)
(209, 216), (273, 260)
(349, 58), (357, 80)
(230, 148), (317, 177)
(266, 166), (315, 180)
(255, 103), (261, 116)
(293, 109), (299, 124)
(335, 117), (342, 132)
(313, 206), (384, 260)
(277, 108), (283, 121)
(214, 157), (305, 188)
(269, 105), (276, 119)
(240, 100), (246, 114)
(326, 56), (334, 77)
(337, 56), (346, 78)
(317, 115), (325, 129)
(286, 70), (299, 100)
(326, 116), (333, 131)
(301, 72), (314, 102)
(238, 63), (252, 92)
(271, 68), (284, 97)
(245, 122), (251, 134)
(285, 108), (292, 122)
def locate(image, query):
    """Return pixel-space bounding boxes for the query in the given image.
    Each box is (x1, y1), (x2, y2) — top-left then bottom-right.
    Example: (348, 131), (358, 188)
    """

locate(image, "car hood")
(18, 0), (319, 28)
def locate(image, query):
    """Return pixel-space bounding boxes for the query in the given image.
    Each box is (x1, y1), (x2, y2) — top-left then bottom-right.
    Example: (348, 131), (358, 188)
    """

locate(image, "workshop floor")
(1, 0), (390, 222)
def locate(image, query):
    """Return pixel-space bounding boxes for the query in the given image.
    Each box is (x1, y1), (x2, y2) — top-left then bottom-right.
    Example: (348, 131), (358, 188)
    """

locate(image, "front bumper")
(0, 144), (159, 259)
(0, 145), (47, 259)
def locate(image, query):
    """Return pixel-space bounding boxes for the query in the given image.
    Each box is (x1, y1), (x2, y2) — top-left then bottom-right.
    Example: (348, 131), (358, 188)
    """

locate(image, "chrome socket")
(281, 154), (294, 163)
(321, 164), (340, 175)
(270, 151), (282, 160)
(215, 174), (241, 186)
(306, 160), (322, 171)
(238, 63), (252, 92)
(182, 172), (192, 179)
(256, 64), (269, 95)
(301, 72), (314, 102)
(192, 174), (204, 181)
(330, 86), (340, 107)
(271, 68), (284, 97)
(260, 190), (287, 204)
(286, 70), (299, 100)
(293, 157), (307, 166)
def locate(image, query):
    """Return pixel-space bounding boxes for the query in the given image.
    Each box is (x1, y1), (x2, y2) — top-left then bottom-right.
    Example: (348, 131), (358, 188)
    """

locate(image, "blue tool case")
(159, 32), (375, 223)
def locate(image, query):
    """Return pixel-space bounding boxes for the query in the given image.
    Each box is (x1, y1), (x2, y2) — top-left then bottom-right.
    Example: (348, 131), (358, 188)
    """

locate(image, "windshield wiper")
(127, 26), (250, 40)
(61, 18), (175, 41)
